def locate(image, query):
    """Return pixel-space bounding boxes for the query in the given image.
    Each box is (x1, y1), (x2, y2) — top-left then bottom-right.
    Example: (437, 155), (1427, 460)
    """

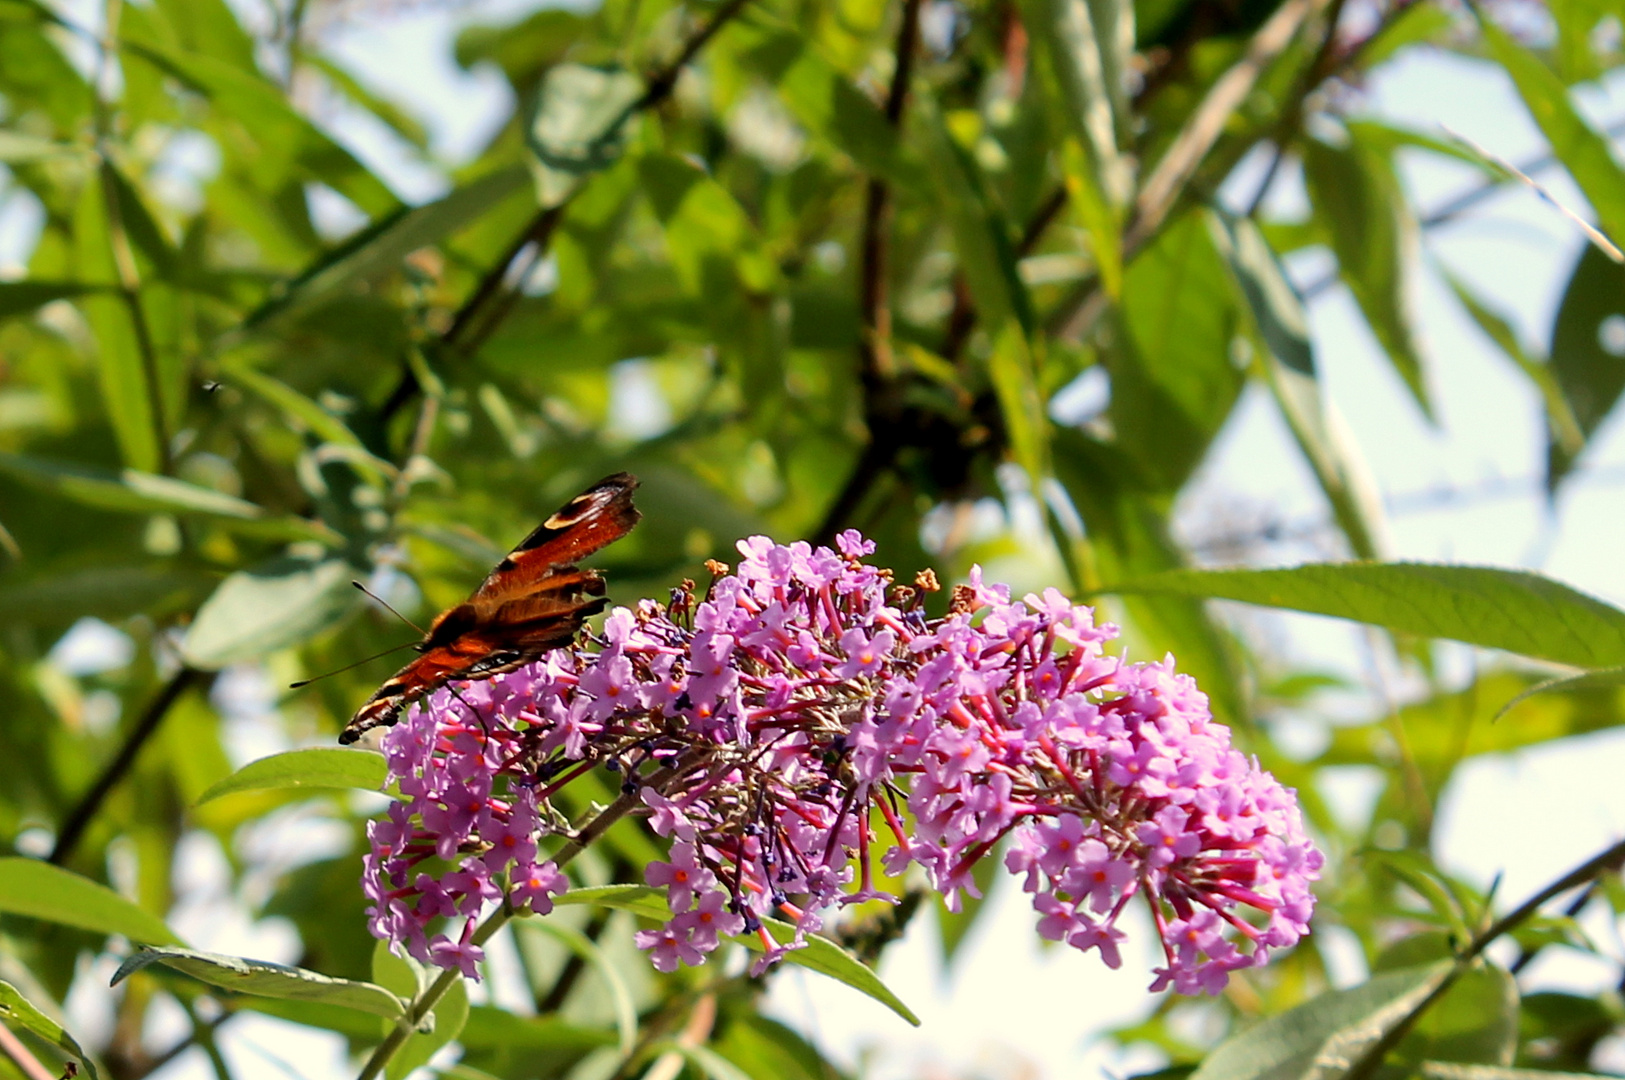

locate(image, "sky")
(13, 1), (1625, 1077)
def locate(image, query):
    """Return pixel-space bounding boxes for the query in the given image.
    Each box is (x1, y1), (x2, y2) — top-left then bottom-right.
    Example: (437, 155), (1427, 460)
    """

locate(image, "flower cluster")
(362, 532), (1321, 993)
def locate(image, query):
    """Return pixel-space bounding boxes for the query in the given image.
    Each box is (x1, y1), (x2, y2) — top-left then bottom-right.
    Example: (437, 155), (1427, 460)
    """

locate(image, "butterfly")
(339, 472), (641, 744)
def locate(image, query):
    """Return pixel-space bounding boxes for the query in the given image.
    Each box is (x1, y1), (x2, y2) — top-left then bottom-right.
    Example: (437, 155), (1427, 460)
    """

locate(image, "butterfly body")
(340, 472), (640, 744)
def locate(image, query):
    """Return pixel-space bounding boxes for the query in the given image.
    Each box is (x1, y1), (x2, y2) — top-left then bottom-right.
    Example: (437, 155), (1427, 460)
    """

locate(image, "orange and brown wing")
(339, 473), (641, 744)
(470, 472), (640, 606)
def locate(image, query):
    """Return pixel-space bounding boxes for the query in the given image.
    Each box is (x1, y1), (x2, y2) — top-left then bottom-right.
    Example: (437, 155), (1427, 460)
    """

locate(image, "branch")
(0, 1023), (57, 1080)
(813, 0), (924, 545)
(1342, 836), (1625, 1080)
(50, 667), (206, 866)
(353, 755), (699, 1080)
(1125, 0), (1337, 254)
(378, 0), (757, 426)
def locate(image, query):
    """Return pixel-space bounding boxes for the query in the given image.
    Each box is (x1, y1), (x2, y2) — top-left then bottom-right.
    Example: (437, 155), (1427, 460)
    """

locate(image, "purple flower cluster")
(361, 532), (1321, 993)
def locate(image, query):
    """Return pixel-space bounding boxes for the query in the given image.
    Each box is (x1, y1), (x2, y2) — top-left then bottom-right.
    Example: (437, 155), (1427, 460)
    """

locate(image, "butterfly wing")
(339, 474), (641, 744)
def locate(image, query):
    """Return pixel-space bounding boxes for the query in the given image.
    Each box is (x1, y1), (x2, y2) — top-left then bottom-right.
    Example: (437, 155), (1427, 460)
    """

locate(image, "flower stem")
(354, 757), (697, 1080)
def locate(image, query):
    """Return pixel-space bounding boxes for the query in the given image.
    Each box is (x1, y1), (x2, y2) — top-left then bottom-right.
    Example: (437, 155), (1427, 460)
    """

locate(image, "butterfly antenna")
(445, 682), (492, 739)
(288, 641), (417, 689)
(353, 580), (428, 636)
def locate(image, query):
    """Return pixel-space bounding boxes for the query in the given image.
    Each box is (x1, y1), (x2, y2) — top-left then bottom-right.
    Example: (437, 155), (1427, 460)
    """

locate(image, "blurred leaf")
(1113, 210), (1245, 489)
(1209, 209), (1385, 558)
(1051, 431), (1245, 725)
(71, 172), (161, 472)
(643, 1041), (755, 1080)
(732, 24), (900, 180)
(0, 451), (338, 543)
(0, 280), (112, 320)
(527, 64), (644, 206)
(180, 555), (365, 668)
(713, 1014), (849, 1080)
(306, 53), (429, 150)
(0, 858), (181, 944)
(515, 919), (636, 1056)
(1548, 243), (1625, 489)
(0, 562), (213, 627)
(1441, 269), (1584, 465)
(1493, 665), (1625, 721)
(1399, 963), (1519, 1067)
(454, 8), (586, 88)
(372, 939), (468, 1080)
(1022, 0), (1128, 204)
(245, 165), (530, 329)
(1420, 1067), (1618, 1080)
(0, 131), (92, 163)
(113, 945), (409, 1019)
(1107, 562), (1625, 668)
(195, 747), (389, 804)
(1190, 962), (1451, 1080)
(0, 979), (98, 1078)
(1354, 2), (1457, 70)
(917, 97), (1033, 335)
(1303, 134), (1432, 419)
(1479, 15), (1625, 253)
(119, 37), (397, 216)
(988, 322), (1049, 486)
(558, 885), (919, 1024)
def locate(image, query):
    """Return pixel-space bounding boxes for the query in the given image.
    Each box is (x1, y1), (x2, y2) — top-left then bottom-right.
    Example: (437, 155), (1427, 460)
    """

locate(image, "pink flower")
(361, 533), (1320, 993)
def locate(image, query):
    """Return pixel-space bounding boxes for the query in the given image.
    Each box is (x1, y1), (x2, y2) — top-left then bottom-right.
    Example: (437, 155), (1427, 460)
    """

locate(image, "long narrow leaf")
(1106, 562), (1625, 669)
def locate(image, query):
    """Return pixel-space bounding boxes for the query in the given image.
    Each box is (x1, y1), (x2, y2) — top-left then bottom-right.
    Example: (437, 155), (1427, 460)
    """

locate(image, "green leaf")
(1020, 0), (1128, 203)
(731, 25), (900, 182)
(1493, 665), (1625, 721)
(642, 1041), (756, 1080)
(0, 979), (99, 1079)
(1548, 243), (1625, 489)
(514, 920), (636, 1056)
(988, 322), (1049, 487)
(0, 858), (181, 944)
(1398, 963), (1519, 1068)
(527, 64), (645, 206)
(71, 172), (161, 472)
(1303, 134), (1432, 419)
(180, 555), (366, 668)
(1208, 209), (1385, 558)
(0, 130), (92, 163)
(0, 451), (338, 543)
(1419, 1065), (1619, 1080)
(1113, 210), (1245, 489)
(306, 53), (429, 150)
(0, 280), (112, 320)
(244, 165), (530, 329)
(371, 939), (468, 1080)
(113, 945), (409, 1019)
(1050, 430), (1245, 726)
(119, 37), (397, 217)
(1479, 15), (1625, 252)
(195, 747), (388, 805)
(1105, 562), (1625, 668)
(917, 96), (1033, 335)
(1190, 962), (1452, 1080)
(557, 885), (919, 1025)
(1440, 268), (1584, 465)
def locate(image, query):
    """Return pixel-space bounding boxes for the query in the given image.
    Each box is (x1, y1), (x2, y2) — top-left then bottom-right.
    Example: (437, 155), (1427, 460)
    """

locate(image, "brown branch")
(50, 667), (206, 866)
(0, 1022), (58, 1080)
(1125, 0), (1337, 254)
(379, 0), (758, 426)
(814, 0), (925, 545)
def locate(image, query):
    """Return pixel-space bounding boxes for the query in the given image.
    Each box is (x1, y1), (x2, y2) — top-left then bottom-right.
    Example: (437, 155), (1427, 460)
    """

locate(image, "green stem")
(353, 759), (695, 1080)
(1341, 835), (1625, 1080)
